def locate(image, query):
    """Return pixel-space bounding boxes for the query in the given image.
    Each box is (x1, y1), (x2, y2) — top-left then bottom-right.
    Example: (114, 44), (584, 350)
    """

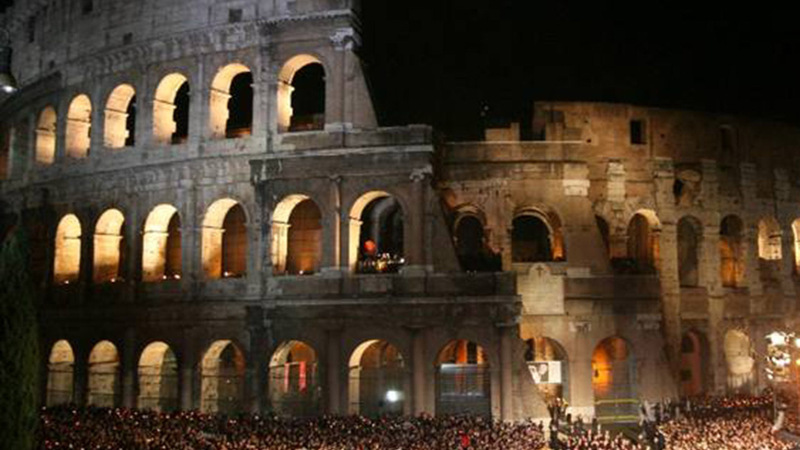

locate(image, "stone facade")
(1, 0), (798, 423)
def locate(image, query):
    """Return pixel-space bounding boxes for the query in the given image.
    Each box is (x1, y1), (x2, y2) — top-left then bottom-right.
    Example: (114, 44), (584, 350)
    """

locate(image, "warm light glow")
(66, 94), (92, 158)
(277, 54), (323, 132)
(767, 332), (787, 347)
(93, 209), (125, 284)
(104, 84), (135, 148)
(153, 73), (188, 144)
(209, 63), (251, 139)
(385, 390), (401, 403)
(35, 106), (57, 164)
(202, 199), (246, 279)
(142, 204), (181, 282)
(54, 214), (82, 284)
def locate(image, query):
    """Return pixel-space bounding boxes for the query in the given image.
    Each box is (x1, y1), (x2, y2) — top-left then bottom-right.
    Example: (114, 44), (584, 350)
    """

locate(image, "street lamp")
(0, 28), (18, 94)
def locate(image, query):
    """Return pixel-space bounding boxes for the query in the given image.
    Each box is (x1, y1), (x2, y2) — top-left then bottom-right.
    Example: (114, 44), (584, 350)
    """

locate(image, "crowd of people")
(37, 394), (800, 449)
(39, 406), (546, 449)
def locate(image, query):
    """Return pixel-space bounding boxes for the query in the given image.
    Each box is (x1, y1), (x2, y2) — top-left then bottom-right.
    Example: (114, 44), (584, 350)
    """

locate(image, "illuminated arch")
(104, 84), (136, 148)
(592, 336), (637, 422)
(138, 341), (178, 412)
(435, 339), (491, 417)
(271, 195), (323, 275)
(93, 209), (125, 284)
(54, 214), (82, 284)
(35, 106), (57, 164)
(347, 340), (405, 417)
(512, 208), (565, 263)
(347, 191), (405, 273)
(724, 330), (753, 392)
(524, 336), (569, 403)
(66, 94), (92, 158)
(202, 199), (247, 279)
(277, 54), (325, 132)
(680, 330), (710, 396)
(153, 73), (189, 144)
(142, 204), (182, 282)
(626, 210), (661, 273)
(269, 340), (320, 416)
(757, 216), (782, 260)
(792, 219), (800, 274)
(46, 340), (75, 406)
(720, 215), (744, 287)
(209, 63), (252, 139)
(87, 340), (120, 407)
(200, 340), (245, 414)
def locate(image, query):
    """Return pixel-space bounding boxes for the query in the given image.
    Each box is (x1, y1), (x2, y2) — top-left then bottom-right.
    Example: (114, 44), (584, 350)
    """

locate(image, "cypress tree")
(0, 228), (41, 450)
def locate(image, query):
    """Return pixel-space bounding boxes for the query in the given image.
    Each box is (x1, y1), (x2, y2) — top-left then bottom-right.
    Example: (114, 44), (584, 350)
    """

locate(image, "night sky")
(2, 1), (798, 140)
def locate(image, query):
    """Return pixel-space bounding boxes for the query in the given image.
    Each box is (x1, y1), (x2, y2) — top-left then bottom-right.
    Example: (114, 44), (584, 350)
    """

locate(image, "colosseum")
(1, 0), (798, 423)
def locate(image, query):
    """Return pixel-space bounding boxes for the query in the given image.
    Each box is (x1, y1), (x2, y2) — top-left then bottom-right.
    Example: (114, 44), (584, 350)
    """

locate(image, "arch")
(723, 329), (753, 393)
(200, 340), (246, 414)
(677, 216), (702, 287)
(202, 199), (247, 279)
(277, 54), (326, 132)
(209, 63), (252, 139)
(524, 337), (569, 403)
(512, 213), (557, 263)
(757, 216), (782, 260)
(153, 73), (190, 145)
(54, 214), (82, 284)
(348, 191), (405, 273)
(138, 341), (178, 412)
(272, 195), (323, 275)
(87, 340), (120, 407)
(592, 336), (637, 423)
(93, 209), (125, 284)
(268, 340), (320, 416)
(104, 84), (136, 148)
(46, 340), (74, 406)
(435, 339), (491, 417)
(680, 330), (710, 396)
(142, 204), (182, 282)
(35, 106), (57, 164)
(720, 215), (745, 287)
(65, 94), (92, 158)
(792, 219), (800, 275)
(454, 214), (500, 272)
(626, 212), (659, 274)
(347, 340), (406, 417)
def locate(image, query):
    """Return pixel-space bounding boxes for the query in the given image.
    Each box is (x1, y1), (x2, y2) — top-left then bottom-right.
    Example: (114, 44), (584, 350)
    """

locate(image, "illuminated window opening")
(272, 195), (322, 275)
(625, 212), (660, 274)
(723, 330), (753, 392)
(524, 337), (569, 403)
(104, 84), (136, 149)
(201, 340), (245, 415)
(269, 341), (320, 416)
(88, 341), (120, 407)
(592, 337), (635, 420)
(454, 215), (500, 272)
(142, 205), (182, 282)
(35, 106), (57, 164)
(46, 340), (75, 406)
(93, 209), (125, 284)
(757, 217), (782, 261)
(66, 94), (92, 158)
(202, 199), (247, 279)
(348, 192), (404, 274)
(277, 55), (325, 133)
(153, 74), (189, 145)
(138, 342), (178, 412)
(208, 64), (252, 140)
(435, 340), (490, 417)
(348, 340), (405, 417)
(54, 214), (81, 284)
(720, 215), (744, 287)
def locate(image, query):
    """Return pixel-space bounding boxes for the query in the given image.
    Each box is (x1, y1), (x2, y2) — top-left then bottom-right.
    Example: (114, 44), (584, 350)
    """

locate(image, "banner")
(528, 361), (562, 384)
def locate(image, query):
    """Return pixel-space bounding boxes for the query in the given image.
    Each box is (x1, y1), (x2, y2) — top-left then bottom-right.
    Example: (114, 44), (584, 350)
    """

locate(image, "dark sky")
(3, 1), (798, 140)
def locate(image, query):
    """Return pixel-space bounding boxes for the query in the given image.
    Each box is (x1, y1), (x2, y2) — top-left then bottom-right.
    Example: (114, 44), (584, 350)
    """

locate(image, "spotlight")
(385, 390), (401, 403)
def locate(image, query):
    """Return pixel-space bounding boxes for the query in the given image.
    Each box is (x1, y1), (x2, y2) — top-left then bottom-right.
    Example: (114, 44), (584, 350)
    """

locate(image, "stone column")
(208, 89), (231, 140)
(322, 176), (342, 274)
(405, 169), (428, 272)
(73, 347), (89, 407)
(246, 329), (266, 414)
(179, 336), (198, 411)
(326, 329), (342, 414)
(121, 328), (137, 408)
(499, 325), (514, 421)
(411, 328), (427, 415)
(152, 100), (176, 145)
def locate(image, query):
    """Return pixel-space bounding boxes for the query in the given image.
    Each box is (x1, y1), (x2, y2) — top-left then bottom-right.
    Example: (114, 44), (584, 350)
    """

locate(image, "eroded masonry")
(2, 0), (799, 422)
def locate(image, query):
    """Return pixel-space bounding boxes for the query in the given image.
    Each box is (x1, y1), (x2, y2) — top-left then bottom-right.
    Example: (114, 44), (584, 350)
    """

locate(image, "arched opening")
(272, 195), (322, 275)
(592, 337), (637, 423)
(348, 191), (405, 273)
(278, 55), (326, 132)
(348, 340), (405, 417)
(88, 340), (120, 407)
(153, 73), (189, 145)
(680, 330), (710, 396)
(435, 340), (490, 417)
(454, 215), (500, 272)
(201, 340), (245, 415)
(626, 213), (659, 274)
(677, 216), (701, 287)
(142, 205), (182, 282)
(35, 106), (57, 164)
(512, 214), (556, 263)
(268, 340), (320, 416)
(202, 199), (247, 279)
(138, 342), (178, 412)
(720, 215), (744, 287)
(209, 63), (252, 139)
(524, 337), (569, 403)
(104, 84), (136, 148)
(758, 217), (782, 284)
(46, 340), (74, 406)
(65, 94), (92, 158)
(93, 209), (125, 284)
(792, 219), (800, 275)
(54, 214), (81, 284)
(724, 330), (754, 393)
